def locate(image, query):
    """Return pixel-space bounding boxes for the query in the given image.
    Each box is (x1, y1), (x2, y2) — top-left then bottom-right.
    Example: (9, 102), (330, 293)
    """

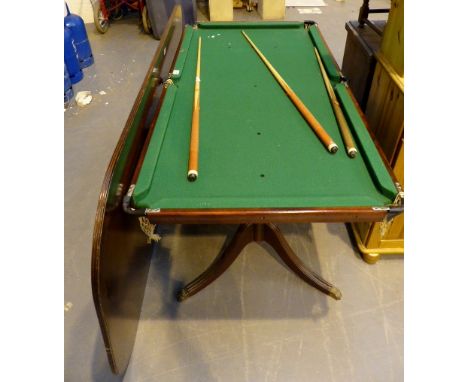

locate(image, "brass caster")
(176, 288), (189, 302)
(362, 252), (380, 264)
(330, 287), (342, 300)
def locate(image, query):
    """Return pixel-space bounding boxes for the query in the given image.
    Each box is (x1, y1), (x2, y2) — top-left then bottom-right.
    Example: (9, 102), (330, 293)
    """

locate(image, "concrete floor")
(65, 1), (402, 381)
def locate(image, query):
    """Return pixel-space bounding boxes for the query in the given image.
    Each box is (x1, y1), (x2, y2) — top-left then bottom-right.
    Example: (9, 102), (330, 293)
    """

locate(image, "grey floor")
(65, 1), (402, 381)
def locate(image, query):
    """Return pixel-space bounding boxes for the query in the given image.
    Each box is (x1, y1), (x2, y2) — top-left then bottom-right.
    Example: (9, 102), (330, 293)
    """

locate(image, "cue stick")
(314, 47), (357, 158)
(187, 37), (202, 181)
(241, 31), (338, 154)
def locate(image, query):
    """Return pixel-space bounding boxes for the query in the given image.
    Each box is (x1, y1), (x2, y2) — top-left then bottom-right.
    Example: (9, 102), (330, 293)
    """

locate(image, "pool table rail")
(143, 206), (393, 224)
(123, 179), (402, 225)
(309, 21), (399, 189)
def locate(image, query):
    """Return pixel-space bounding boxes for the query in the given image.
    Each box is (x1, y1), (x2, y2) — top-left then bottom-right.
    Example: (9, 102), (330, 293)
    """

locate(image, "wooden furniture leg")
(177, 224), (254, 301)
(262, 223), (342, 300)
(177, 223), (342, 302)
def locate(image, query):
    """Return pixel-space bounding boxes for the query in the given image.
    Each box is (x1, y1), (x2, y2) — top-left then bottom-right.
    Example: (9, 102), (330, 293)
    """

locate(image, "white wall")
(66, 0), (94, 23)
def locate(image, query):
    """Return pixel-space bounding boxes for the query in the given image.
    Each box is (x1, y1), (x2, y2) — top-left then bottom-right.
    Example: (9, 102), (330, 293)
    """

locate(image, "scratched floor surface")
(65, 2), (402, 381)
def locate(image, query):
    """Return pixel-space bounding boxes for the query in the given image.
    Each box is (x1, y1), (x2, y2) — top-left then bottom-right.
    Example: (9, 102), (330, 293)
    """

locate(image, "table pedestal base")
(176, 223), (342, 302)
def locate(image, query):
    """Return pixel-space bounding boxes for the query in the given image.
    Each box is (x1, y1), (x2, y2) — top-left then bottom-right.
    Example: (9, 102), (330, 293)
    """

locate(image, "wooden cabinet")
(342, 20), (386, 110)
(209, 0), (233, 21)
(351, 0), (404, 263)
(258, 0), (285, 19)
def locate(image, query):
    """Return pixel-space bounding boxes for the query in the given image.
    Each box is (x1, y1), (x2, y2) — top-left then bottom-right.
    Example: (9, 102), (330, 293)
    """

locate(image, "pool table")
(92, 6), (403, 375)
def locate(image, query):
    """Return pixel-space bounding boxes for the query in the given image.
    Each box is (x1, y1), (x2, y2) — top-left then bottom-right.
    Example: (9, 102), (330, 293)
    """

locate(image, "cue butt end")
(328, 143), (338, 154)
(347, 148), (357, 158)
(187, 170), (198, 182)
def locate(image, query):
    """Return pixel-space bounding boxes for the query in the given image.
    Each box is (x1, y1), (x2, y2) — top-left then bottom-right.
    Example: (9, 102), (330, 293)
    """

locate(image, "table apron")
(145, 208), (387, 224)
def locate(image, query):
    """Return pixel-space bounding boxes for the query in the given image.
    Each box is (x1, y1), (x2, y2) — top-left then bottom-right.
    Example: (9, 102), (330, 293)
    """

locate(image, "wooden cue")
(313, 47), (357, 158)
(187, 37), (202, 181)
(241, 31), (338, 154)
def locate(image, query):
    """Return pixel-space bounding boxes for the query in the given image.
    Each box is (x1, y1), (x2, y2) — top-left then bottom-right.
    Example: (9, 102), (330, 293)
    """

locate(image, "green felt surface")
(133, 23), (397, 209)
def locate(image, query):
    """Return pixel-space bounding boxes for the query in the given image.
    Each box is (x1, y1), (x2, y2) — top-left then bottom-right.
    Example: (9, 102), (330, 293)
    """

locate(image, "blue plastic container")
(64, 64), (74, 106)
(64, 4), (94, 68)
(64, 26), (83, 84)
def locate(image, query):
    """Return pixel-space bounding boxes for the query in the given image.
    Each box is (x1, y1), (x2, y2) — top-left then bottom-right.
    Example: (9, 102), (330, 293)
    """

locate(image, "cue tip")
(328, 143), (338, 154)
(347, 148), (357, 158)
(187, 170), (198, 182)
